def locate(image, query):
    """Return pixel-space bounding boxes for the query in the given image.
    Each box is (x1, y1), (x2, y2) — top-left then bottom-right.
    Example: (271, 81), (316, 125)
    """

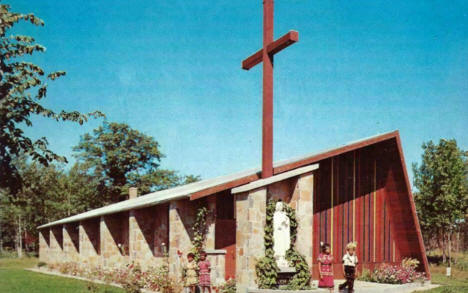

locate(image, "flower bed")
(358, 258), (426, 284)
(44, 261), (181, 293)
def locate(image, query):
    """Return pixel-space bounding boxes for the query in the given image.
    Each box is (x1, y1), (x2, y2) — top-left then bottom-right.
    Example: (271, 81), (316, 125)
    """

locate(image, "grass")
(0, 257), (123, 293)
(416, 252), (468, 293)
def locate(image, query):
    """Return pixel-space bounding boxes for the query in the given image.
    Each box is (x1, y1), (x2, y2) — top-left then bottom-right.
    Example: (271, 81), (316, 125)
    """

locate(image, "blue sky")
(11, 0), (468, 185)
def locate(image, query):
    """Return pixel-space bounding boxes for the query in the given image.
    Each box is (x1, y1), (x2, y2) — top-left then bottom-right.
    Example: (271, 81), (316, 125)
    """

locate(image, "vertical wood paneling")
(311, 141), (426, 278)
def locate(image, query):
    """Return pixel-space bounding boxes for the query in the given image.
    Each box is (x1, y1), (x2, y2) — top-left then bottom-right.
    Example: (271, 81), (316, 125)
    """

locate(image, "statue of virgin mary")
(273, 201), (291, 268)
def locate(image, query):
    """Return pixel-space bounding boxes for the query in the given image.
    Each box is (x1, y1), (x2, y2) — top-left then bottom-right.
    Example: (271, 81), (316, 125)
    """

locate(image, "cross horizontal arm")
(241, 49), (263, 70)
(242, 30), (299, 70)
(267, 30), (298, 56)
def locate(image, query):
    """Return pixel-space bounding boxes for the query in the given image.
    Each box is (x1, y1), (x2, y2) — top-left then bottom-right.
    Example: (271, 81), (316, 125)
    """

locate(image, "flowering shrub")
(357, 258), (426, 284)
(46, 261), (181, 293)
(214, 278), (236, 293)
(57, 262), (81, 276)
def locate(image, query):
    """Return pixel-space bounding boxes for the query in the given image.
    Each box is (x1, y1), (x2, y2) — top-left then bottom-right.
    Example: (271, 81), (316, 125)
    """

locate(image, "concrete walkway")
(312, 280), (439, 293)
(249, 281), (438, 293)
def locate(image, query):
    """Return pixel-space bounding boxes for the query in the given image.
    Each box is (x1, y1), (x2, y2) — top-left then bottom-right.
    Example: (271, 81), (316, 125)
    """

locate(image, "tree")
(0, 4), (103, 193)
(413, 139), (468, 264)
(0, 157), (70, 255)
(73, 122), (199, 204)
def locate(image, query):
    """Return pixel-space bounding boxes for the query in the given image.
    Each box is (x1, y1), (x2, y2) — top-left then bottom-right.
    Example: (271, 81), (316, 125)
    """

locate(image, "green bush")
(256, 256), (279, 289)
(255, 200), (311, 289)
(357, 268), (372, 282)
(0, 248), (18, 258)
(218, 279), (236, 293)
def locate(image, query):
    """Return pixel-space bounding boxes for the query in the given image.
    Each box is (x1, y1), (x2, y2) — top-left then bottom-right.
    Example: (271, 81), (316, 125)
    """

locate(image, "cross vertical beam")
(242, 0), (299, 178)
(262, 0), (274, 178)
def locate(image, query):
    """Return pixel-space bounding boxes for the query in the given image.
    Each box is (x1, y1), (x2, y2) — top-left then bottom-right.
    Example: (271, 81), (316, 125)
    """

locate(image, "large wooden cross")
(242, 0), (298, 178)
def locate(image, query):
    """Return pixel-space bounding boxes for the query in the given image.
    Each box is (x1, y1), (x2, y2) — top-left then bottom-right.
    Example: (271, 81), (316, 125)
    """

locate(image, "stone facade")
(293, 173), (314, 272)
(38, 170), (315, 291)
(63, 223), (80, 263)
(38, 229), (49, 263)
(49, 226), (63, 264)
(129, 205), (168, 270)
(168, 199), (198, 279)
(235, 187), (267, 292)
(206, 249), (227, 285)
(234, 172), (315, 292)
(101, 214), (128, 267)
(79, 218), (100, 267)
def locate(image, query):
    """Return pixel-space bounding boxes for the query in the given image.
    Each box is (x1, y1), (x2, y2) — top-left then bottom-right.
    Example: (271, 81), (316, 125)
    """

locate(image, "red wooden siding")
(312, 140), (425, 278)
(216, 192), (236, 280)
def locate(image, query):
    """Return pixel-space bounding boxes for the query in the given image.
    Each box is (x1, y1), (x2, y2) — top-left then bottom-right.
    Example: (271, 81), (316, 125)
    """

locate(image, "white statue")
(273, 201), (291, 268)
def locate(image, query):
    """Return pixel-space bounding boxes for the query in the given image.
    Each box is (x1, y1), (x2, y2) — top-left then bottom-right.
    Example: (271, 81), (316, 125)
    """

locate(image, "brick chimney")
(129, 187), (138, 199)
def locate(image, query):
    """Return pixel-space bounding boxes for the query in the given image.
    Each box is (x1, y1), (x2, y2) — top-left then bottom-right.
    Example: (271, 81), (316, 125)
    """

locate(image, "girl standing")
(184, 253), (198, 293)
(317, 242), (334, 292)
(198, 251), (212, 293)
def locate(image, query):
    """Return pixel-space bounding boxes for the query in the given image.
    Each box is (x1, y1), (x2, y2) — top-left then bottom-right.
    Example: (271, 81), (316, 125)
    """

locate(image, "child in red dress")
(198, 251), (211, 293)
(317, 242), (334, 292)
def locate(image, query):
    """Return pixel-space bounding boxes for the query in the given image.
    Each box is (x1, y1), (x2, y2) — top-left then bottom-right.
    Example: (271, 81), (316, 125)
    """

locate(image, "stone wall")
(79, 218), (100, 267)
(293, 173), (314, 273)
(48, 226), (63, 264)
(205, 196), (216, 250)
(168, 199), (197, 280)
(168, 197), (217, 280)
(206, 249), (226, 285)
(130, 205), (168, 270)
(38, 229), (50, 263)
(63, 223), (80, 263)
(234, 171), (315, 291)
(266, 174), (314, 272)
(268, 178), (295, 203)
(39, 197), (216, 275)
(37, 170), (314, 292)
(101, 213), (128, 267)
(235, 187), (267, 292)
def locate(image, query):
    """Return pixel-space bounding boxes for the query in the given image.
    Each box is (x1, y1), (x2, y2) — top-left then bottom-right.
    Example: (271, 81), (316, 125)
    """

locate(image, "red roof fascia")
(190, 131), (399, 201)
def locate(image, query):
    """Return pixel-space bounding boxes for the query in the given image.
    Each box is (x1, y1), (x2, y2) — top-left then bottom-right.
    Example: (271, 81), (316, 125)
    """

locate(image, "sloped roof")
(38, 130), (399, 229)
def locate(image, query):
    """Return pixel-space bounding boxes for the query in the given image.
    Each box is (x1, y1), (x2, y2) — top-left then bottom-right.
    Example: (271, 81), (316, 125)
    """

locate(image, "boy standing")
(339, 242), (358, 292)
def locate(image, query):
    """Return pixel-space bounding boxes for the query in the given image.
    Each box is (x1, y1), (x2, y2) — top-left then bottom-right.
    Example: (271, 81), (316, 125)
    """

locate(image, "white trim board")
(231, 164), (319, 194)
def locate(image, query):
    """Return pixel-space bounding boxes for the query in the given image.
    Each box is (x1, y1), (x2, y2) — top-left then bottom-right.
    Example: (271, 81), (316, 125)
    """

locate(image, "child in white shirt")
(338, 242), (358, 292)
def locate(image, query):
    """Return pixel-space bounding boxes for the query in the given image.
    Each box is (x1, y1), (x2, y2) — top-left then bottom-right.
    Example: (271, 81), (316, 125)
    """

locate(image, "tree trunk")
(440, 229), (447, 263)
(0, 219), (3, 253)
(16, 215), (23, 258)
(448, 231), (452, 268)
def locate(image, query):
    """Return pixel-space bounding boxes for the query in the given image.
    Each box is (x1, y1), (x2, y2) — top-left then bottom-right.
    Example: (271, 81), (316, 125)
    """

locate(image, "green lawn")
(418, 265), (468, 293)
(0, 257), (123, 293)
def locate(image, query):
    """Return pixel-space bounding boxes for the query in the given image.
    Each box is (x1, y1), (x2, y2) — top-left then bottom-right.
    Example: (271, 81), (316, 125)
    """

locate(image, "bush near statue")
(256, 200), (311, 290)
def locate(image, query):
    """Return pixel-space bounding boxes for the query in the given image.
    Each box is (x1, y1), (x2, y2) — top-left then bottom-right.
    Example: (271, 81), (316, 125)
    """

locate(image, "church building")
(38, 130), (429, 291)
